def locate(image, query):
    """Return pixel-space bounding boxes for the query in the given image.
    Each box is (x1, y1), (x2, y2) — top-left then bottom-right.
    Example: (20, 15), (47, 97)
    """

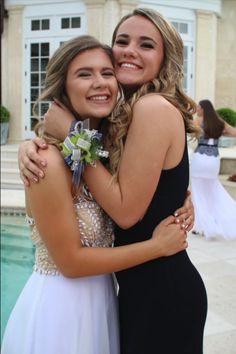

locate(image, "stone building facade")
(1, 0), (235, 142)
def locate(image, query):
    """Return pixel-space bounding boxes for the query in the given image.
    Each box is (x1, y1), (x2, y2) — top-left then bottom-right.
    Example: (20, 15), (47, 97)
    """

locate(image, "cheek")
(67, 82), (83, 101)
(151, 50), (164, 69)
(112, 80), (119, 94)
(112, 46), (120, 62)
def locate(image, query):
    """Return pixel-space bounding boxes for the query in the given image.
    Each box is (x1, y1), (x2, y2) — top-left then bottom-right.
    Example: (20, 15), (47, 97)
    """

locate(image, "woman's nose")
(123, 43), (137, 58)
(93, 75), (108, 89)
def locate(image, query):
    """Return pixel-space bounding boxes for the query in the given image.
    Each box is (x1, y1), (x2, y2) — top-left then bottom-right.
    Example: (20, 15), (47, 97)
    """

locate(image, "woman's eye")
(114, 39), (128, 46)
(77, 72), (91, 77)
(141, 42), (154, 49)
(103, 71), (115, 77)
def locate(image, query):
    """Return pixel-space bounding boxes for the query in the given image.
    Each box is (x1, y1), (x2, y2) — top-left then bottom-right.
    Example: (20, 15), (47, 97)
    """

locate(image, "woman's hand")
(174, 190), (194, 232)
(18, 100), (74, 186)
(152, 215), (187, 257)
(44, 99), (74, 140)
(18, 139), (48, 186)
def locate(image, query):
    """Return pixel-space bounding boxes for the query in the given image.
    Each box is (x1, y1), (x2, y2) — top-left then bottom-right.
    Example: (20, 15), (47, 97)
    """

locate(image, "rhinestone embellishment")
(28, 195), (114, 275)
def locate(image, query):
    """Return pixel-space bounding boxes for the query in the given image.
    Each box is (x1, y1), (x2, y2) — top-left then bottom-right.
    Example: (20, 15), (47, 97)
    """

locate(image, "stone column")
(103, 0), (121, 44)
(84, 0), (137, 44)
(119, 0), (137, 18)
(2, 6), (24, 142)
(195, 10), (217, 104)
(104, 0), (137, 44)
(84, 0), (106, 41)
(215, 0), (236, 110)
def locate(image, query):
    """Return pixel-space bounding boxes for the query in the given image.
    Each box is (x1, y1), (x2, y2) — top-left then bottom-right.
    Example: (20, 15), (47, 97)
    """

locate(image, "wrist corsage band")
(60, 120), (109, 187)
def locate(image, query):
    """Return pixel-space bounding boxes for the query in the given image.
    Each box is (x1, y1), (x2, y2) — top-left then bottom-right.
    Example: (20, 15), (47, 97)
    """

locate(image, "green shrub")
(216, 108), (236, 127)
(0, 105), (10, 123)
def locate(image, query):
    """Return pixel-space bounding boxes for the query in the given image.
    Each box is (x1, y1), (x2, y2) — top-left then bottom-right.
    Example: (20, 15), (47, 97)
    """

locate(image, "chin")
(91, 109), (112, 118)
(118, 76), (143, 87)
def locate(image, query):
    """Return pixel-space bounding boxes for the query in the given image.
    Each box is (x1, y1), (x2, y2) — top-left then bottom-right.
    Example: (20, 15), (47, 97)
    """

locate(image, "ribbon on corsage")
(60, 119), (109, 187)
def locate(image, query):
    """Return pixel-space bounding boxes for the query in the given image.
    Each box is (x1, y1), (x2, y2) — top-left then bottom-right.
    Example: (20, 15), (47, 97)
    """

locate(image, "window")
(29, 42), (50, 130)
(24, 3), (86, 138)
(61, 17), (81, 29)
(31, 19), (50, 31)
(172, 21), (188, 34)
(171, 21), (194, 96)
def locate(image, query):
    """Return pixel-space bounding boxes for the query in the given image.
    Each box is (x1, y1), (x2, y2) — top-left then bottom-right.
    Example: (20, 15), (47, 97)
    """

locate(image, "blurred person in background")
(191, 99), (236, 239)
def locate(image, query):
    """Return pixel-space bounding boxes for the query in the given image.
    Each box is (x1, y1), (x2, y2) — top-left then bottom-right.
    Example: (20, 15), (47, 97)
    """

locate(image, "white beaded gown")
(190, 137), (236, 239)
(1, 194), (120, 354)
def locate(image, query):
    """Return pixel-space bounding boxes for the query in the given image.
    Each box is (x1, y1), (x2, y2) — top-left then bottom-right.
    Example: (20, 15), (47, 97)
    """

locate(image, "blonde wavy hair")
(34, 35), (115, 148)
(105, 8), (199, 177)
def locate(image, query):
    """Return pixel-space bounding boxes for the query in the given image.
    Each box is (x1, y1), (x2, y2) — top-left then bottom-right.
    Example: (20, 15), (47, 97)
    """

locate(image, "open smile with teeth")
(89, 95), (109, 102)
(120, 63), (140, 70)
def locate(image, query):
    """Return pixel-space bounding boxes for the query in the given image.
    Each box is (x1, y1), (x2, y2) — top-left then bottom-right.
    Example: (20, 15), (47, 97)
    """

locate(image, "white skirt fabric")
(1, 271), (120, 354)
(190, 152), (236, 239)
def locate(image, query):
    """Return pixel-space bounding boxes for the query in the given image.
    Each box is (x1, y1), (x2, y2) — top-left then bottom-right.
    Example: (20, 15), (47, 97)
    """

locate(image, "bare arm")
(18, 101), (74, 185)
(18, 139), (48, 185)
(26, 146), (187, 278)
(21, 97), (193, 230)
(222, 122), (236, 137)
(83, 95), (186, 228)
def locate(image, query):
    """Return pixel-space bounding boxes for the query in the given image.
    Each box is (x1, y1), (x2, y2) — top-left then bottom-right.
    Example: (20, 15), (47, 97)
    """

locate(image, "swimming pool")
(1, 214), (34, 342)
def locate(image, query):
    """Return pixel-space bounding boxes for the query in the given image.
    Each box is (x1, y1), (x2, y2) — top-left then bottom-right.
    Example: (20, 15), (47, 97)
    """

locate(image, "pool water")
(1, 214), (35, 342)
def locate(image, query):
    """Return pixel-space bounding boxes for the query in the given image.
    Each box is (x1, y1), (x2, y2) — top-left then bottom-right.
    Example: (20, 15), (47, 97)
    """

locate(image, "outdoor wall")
(195, 10), (217, 104)
(2, 6), (24, 143)
(85, 0), (137, 44)
(85, 0), (106, 41)
(215, 0), (236, 110)
(3, 0), (235, 143)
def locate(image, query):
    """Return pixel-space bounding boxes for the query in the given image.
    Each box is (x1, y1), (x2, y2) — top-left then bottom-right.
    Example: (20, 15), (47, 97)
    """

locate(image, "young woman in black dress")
(83, 9), (208, 354)
(18, 8), (207, 354)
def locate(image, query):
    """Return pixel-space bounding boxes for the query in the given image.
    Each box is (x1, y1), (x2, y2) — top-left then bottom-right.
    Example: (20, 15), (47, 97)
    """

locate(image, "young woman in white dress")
(1, 35), (190, 354)
(191, 99), (236, 239)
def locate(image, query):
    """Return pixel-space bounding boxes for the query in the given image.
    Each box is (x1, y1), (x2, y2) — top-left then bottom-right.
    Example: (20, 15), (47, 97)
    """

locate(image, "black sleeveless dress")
(115, 140), (208, 354)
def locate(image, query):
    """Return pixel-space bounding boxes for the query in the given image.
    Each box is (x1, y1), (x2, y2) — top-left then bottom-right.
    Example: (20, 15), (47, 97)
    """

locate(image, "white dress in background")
(190, 136), (236, 239)
(1, 195), (120, 354)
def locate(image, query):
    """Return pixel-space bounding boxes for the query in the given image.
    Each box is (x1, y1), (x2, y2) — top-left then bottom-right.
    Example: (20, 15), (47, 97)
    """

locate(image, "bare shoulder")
(38, 145), (70, 183)
(39, 145), (65, 170)
(133, 94), (183, 128)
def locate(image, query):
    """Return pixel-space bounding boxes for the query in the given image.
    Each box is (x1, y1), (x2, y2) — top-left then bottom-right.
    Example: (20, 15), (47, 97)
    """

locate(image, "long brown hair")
(199, 99), (225, 139)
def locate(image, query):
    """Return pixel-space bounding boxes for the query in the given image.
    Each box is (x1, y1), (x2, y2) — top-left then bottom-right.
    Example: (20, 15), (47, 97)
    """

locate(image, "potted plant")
(216, 107), (236, 147)
(1, 105), (10, 145)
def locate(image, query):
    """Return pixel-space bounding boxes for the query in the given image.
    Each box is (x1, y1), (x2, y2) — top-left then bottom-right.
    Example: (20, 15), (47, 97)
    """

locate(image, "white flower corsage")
(60, 122), (109, 187)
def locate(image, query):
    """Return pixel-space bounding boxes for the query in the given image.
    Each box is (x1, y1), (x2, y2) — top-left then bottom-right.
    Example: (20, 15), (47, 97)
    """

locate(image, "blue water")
(1, 214), (35, 341)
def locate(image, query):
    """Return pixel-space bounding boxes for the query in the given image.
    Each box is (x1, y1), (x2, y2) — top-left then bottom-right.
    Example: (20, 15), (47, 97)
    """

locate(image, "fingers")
(159, 224), (188, 256)
(183, 215), (194, 232)
(174, 204), (194, 229)
(33, 136), (47, 149)
(19, 153), (45, 184)
(20, 171), (30, 187)
(22, 160), (44, 182)
(161, 215), (176, 227)
(174, 205), (188, 219)
(175, 215), (193, 230)
(28, 148), (46, 168)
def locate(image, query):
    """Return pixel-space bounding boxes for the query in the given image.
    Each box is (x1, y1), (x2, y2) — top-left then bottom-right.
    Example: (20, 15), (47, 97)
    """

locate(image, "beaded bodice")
(27, 195), (114, 275)
(195, 136), (219, 157)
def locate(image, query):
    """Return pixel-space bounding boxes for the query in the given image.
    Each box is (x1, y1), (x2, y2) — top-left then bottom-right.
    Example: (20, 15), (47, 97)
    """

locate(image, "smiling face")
(112, 15), (164, 87)
(65, 48), (118, 128)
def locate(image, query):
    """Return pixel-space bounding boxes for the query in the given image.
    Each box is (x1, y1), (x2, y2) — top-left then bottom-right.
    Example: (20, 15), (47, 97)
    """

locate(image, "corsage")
(60, 120), (109, 187)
